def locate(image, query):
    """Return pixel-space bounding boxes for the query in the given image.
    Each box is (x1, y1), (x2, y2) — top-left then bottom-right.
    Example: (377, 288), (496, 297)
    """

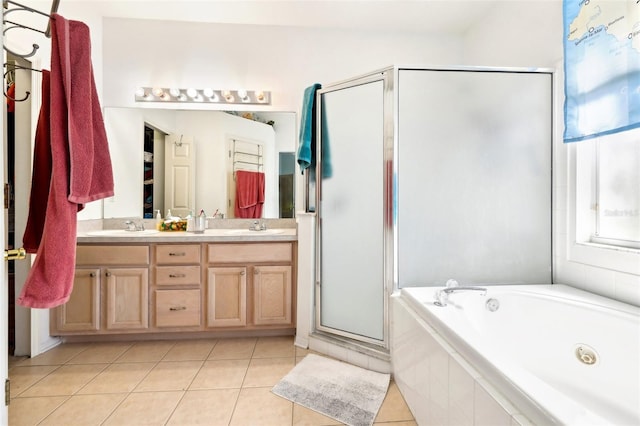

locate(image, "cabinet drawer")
(77, 245), (149, 266)
(155, 289), (201, 327)
(155, 244), (201, 264)
(155, 265), (201, 286)
(208, 243), (292, 263)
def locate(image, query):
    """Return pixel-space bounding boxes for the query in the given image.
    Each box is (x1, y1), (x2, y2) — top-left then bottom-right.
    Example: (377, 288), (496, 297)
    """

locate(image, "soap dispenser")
(155, 210), (162, 230)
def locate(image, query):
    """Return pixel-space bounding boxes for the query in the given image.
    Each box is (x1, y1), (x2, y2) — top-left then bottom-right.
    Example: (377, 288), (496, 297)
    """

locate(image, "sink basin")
(223, 229), (285, 236)
(85, 229), (160, 237)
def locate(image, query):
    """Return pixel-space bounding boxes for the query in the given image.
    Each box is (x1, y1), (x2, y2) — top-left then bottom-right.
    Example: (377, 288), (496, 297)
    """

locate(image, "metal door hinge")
(5, 379), (9, 406)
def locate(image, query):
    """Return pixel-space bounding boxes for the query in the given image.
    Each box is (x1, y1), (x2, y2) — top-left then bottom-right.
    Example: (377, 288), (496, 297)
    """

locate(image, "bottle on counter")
(155, 210), (162, 230)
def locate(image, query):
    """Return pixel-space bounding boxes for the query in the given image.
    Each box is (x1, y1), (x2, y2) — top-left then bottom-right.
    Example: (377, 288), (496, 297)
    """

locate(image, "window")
(576, 129), (640, 250)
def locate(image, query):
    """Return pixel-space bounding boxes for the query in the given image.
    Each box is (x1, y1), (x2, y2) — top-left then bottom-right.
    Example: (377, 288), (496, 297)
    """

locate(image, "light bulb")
(255, 91), (266, 102)
(151, 87), (164, 97)
(223, 90), (234, 102)
(186, 88), (198, 98)
(203, 88), (214, 98)
(237, 89), (248, 101)
(169, 88), (181, 97)
(135, 88), (148, 98)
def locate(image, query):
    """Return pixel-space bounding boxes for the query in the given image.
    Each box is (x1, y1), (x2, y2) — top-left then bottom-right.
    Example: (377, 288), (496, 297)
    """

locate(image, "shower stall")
(312, 66), (553, 352)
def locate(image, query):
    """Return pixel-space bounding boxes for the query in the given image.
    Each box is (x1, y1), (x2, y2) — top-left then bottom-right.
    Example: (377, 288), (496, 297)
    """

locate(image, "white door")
(164, 134), (195, 217)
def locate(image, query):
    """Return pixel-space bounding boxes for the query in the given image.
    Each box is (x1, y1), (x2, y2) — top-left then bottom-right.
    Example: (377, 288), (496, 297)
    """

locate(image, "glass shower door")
(316, 74), (388, 345)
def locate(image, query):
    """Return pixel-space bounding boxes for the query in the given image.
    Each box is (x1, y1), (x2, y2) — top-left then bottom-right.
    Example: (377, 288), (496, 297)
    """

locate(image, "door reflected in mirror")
(103, 108), (297, 219)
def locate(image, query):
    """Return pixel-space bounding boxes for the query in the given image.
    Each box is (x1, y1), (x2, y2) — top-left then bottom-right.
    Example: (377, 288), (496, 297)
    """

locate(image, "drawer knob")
(169, 274), (186, 278)
(89, 272), (96, 277)
(169, 306), (187, 311)
(169, 252), (186, 256)
(105, 271), (112, 277)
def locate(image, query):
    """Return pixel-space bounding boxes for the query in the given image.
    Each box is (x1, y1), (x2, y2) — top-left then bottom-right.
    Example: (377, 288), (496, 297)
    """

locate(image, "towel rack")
(3, 0), (60, 101)
(231, 139), (263, 176)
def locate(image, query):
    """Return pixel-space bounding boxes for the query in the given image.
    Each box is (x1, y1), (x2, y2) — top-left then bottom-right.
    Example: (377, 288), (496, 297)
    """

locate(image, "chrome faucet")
(434, 284), (487, 307)
(124, 220), (145, 231)
(250, 220), (267, 231)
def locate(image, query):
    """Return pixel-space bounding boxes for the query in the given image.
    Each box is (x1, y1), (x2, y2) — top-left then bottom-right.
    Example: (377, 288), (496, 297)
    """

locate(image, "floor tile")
(374, 381), (415, 423)
(19, 343), (90, 366)
(67, 342), (133, 364)
(115, 340), (175, 363)
(208, 337), (257, 360)
(8, 365), (59, 398)
(20, 363), (108, 397)
(190, 359), (250, 389)
(8, 396), (68, 426)
(39, 393), (127, 426)
(102, 391), (183, 425)
(167, 388), (240, 425)
(243, 357), (295, 387)
(253, 335), (296, 358)
(77, 362), (156, 394)
(134, 360), (203, 392)
(162, 339), (216, 361)
(230, 387), (293, 426)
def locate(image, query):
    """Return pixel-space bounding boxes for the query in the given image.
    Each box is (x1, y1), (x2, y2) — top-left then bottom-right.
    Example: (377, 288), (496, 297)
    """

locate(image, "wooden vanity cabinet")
(52, 245), (150, 335)
(207, 243), (295, 329)
(152, 244), (202, 329)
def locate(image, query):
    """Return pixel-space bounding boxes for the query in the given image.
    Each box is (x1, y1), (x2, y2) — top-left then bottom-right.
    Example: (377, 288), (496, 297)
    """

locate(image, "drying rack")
(3, 0), (60, 103)
(232, 138), (263, 178)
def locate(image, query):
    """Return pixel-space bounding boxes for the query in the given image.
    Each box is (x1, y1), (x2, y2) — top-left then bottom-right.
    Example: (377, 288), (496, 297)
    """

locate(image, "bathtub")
(391, 284), (640, 425)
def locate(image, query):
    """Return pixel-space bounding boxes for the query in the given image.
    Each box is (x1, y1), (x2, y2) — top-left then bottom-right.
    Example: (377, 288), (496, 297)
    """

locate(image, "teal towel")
(297, 83), (320, 173)
(297, 84), (332, 179)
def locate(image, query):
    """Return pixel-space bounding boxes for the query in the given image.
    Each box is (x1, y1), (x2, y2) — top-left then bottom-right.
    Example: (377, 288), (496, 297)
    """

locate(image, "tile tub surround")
(9, 336), (416, 425)
(391, 295), (532, 426)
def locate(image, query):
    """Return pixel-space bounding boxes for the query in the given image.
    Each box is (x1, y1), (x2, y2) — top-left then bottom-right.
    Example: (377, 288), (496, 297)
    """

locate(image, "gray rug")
(271, 354), (390, 426)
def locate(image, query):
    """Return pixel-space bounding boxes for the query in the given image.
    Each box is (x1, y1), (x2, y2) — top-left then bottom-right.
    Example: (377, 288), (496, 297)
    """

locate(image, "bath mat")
(271, 353), (390, 426)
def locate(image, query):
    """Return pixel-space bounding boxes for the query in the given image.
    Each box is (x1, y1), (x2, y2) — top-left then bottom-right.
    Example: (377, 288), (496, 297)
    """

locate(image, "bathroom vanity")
(50, 228), (297, 339)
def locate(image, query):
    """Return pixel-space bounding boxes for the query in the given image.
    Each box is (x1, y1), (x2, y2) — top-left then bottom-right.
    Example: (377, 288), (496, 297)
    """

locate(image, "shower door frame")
(314, 68), (395, 349)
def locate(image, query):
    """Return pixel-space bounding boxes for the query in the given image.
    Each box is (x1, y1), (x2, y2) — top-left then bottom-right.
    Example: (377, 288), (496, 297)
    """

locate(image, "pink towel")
(18, 14), (114, 309)
(234, 170), (265, 218)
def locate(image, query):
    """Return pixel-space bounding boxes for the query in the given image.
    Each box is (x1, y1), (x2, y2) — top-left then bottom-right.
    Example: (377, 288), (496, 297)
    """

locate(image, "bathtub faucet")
(434, 286), (487, 307)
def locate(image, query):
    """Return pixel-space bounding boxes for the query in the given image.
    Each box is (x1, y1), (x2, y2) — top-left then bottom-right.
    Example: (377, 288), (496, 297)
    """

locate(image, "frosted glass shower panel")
(319, 80), (385, 341)
(398, 69), (552, 287)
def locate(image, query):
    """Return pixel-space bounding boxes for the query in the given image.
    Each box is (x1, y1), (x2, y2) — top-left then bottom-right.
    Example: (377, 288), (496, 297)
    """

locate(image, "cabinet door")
(54, 268), (100, 332)
(105, 267), (149, 330)
(207, 267), (246, 327)
(253, 265), (292, 326)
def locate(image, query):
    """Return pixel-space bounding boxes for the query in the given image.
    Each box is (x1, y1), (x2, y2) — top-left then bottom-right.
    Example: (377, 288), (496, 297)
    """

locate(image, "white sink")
(223, 229), (285, 236)
(85, 229), (160, 237)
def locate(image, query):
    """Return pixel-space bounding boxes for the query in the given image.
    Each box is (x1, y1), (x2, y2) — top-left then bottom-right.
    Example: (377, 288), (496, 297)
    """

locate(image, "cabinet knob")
(240, 270), (245, 275)
(169, 252), (186, 256)
(169, 274), (186, 278)
(105, 271), (112, 277)
(169, 306), (187, 311)
(254, 268), (259, 274)
(89, 272), (96, 277)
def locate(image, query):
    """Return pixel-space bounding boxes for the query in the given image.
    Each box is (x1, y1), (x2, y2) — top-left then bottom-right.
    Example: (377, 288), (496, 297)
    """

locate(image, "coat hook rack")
(2, 0), (59, 101)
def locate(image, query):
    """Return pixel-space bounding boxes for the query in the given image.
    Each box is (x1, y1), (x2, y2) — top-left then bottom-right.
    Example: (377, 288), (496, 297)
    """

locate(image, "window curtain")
(563, 0), (640, 143)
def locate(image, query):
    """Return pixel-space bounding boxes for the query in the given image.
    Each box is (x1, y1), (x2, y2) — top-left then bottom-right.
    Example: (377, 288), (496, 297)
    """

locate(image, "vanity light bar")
(134, 87), (271, 105)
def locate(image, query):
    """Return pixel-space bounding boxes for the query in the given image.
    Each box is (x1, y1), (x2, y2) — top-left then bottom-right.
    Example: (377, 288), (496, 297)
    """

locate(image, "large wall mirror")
(103, 108), (296, 219)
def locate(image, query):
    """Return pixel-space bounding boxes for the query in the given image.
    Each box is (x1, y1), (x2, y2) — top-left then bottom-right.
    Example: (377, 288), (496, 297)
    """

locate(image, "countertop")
(76, 228), (298, 244)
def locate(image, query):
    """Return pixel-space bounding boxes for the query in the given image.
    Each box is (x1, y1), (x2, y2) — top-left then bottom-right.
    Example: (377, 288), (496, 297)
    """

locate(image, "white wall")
(463, 0), (640, 306)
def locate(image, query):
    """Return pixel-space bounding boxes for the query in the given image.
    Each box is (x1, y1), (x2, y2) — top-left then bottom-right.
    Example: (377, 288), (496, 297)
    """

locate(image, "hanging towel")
(296, 83), (332, 179)
(234, 170), (265, 218)
(297, 83), (320, 174)
(18, 14), (115, 309)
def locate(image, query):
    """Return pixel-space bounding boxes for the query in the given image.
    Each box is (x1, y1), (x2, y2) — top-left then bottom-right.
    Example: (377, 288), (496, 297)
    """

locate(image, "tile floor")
(8, 336), (416, 425)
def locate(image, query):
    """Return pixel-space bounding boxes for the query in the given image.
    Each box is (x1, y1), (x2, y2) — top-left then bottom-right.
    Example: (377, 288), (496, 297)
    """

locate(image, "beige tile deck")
(9, 336), (415, 425)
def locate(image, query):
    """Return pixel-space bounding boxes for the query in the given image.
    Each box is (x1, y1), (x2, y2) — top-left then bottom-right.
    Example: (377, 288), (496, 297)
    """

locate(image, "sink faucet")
(250, 220), (267, 231)
(434, 285), (487, 307)
(124, 220), (145, 231)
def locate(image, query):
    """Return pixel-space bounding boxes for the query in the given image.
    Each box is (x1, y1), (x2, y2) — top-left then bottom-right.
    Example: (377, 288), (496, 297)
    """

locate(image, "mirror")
(103, 108), (297, 219)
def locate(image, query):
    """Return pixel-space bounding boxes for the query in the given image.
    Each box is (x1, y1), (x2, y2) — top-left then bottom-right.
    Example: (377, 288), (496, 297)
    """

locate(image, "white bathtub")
(391, 284), (640, 425)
